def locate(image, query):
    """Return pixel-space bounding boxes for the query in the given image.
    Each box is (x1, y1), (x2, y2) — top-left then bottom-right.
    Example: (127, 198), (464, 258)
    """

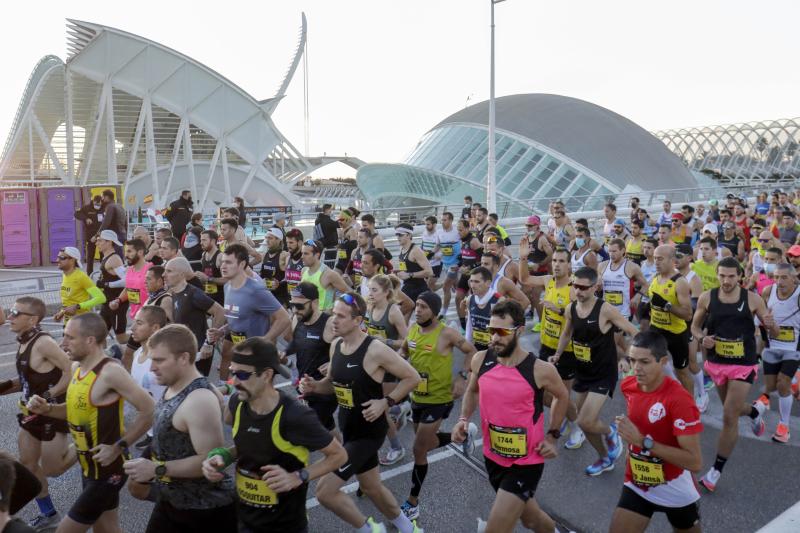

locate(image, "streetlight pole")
(487, 0), (505, 214)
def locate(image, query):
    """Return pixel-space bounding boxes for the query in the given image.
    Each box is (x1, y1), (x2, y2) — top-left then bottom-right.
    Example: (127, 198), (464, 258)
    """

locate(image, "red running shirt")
(621, 375), (703, 507)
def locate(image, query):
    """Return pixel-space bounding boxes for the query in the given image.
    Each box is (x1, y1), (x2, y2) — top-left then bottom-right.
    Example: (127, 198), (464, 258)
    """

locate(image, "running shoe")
(699, 467), (721, 492)
(565, 424), (586, 450)
(400, 500), (420, 521)
(755, 393), (770, 410)
(695, 392), (709, 414)
(585, 457), (614, 476)
(411, 521), (424, 533)
(30, 512), (60, 531)
(379, 447), (405, 466)
(531, 322), (542, 333)
(703, 375), (714, 391)
(751, 401), (767, 437)
(462, 422), (478, 456)
(772, 422), (790, 444)
(605, 423), (623, 462)
(364, 517), (387, 533)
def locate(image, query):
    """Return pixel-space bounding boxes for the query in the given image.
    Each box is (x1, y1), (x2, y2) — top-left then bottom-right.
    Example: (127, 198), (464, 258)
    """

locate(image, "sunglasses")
(338, 293), (362, 315)
(675, 253), (687, 259)
(569, 282), (593, 291)
(229, 368), (259, 381)
(56, 255), (70, 261)
(485, 236), (498, 243)
(303, 239), (321, 252)
(9, 309), (36, 318)
(289, 301), (309, 310)
(487, 326), (518, 337)
(758, 239), (771, 244)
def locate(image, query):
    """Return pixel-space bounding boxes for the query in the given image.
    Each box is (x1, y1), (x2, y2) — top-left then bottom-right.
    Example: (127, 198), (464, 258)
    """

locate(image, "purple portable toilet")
(39, 187), (82, 265)
(0, 189), (41, 267)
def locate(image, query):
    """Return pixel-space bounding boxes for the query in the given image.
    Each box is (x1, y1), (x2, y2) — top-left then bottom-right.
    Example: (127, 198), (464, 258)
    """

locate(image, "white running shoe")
(695, 392), (709, 413)
(462, 422), (478, 456)
(565, 424), (586, 449)
(379, 447), (405, 466)
(699, 467), (721, 492)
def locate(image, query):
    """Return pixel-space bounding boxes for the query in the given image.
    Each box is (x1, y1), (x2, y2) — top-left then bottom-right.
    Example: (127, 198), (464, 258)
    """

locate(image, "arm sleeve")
(80, 285), (107, 310)
(282, 400), (334, 451)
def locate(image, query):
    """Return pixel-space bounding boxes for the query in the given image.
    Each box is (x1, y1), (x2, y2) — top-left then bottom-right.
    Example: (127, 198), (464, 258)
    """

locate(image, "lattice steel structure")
(655, 119), (800, 185)
(357, 94), (698, 215)
(0, 18), (322, 210)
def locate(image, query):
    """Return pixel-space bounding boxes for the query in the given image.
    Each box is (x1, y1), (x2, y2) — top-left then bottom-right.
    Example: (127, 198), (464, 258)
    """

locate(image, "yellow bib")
(236, 469), (278, 507)
(333, 383), (354, 408)
(630, 454), (665, 486)
(488, 424), (527, 458)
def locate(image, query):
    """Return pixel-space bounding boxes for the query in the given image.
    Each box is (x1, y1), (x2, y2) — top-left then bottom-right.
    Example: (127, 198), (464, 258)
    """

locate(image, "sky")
(1, 0), (799, 179)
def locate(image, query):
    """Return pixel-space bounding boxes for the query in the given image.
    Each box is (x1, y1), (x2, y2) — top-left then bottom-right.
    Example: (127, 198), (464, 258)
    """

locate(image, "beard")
(490, 335), (517, 359)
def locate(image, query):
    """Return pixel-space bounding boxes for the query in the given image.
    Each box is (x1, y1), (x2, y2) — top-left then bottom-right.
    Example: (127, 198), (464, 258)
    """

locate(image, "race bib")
(126, 288), (141, 304)
(18, 399), (30, 416)
(604, 291), (623, 306)
(264, 278), (277, 290)
(773, 327), (796, 343)
(630, 454), (665, 486)
(488, 423), (527, 458)
(399, 261), (407, 272)
(415, 373), (429, 395)
(353, 272), (362, 286)
(230, 331), (247, 344)
(204, 283), (218, 295)
(650, 308), (671, 327)
(442, 245), (454, 256)
(715, 338), (744, 358)
(337, 249), (347, 259)
(542, 316), (562, 340)
(69, 423), (91, 452)
(472, 329), (490, 346)
(236, 469), (278, 507)
(333, 383), (354, 408)
(573, 342), (591, 363)
(367, 325), (387, 339)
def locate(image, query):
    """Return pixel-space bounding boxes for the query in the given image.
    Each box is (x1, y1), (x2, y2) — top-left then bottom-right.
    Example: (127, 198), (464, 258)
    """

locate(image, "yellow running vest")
(648, 274), (687, 334)
(541, 279), (573, 352)
(408, 322), (453, 404)
(625, 238), (644, 263)
(691, 260), (719, 291)
(66, 359), (125, 479)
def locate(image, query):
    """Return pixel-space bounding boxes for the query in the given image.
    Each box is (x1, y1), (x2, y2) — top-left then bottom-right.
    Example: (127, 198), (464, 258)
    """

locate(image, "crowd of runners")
(2, 189), (800, 532)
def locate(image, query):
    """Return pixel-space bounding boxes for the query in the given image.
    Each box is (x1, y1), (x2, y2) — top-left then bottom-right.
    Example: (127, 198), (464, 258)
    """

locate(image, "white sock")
(392, 512), (414, 533)
(693, 370), (705, 397)
(779, 393), (793, 426)
(696, 351), (704, 364)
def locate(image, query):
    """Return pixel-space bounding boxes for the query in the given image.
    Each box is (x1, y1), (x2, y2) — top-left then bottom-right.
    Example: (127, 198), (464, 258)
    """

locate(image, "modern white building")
(0, 18), (327, 210)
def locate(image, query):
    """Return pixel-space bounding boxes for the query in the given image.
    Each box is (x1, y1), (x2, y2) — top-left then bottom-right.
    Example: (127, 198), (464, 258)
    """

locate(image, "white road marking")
(757, 499), (800, 532)
(306, 439), (483, 509)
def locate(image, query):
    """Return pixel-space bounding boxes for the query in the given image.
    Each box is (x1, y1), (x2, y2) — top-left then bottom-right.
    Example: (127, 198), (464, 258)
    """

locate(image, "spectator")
(164, 190), (193, 241)
(95, 189), (127, 257)
(233, 196), (247, 228)
(779, 211), (799, 247)
(272, 212), (289, 250)
(181, 225), (203, 270)
(188, 212), (204, 232)
(656, 199), (673, 226)
(461, 195), (473, 221)
(314, 203), (339, 248)
(74, 194), (103, 273)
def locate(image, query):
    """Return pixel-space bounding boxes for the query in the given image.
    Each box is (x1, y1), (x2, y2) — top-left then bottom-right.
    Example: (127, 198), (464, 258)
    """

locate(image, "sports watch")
(546, 429), (561, 439)
(154, 461), (168, 479)
(296, 468), (310, 484)
(642, 436), (654, 451)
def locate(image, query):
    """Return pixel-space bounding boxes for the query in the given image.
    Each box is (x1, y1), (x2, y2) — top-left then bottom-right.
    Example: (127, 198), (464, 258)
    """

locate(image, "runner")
(54, 247), (106, 323)
(194, 230), (225, 306)
(483, 228), (519, 283)
(571, 226), (599, 271)
(95, 230), (129, 347)
(285, 283), (339, 434)
(552, 266), (638, 476)
(755, 263), (800, 443)
(610, 330), (703, 533)
(718, 221), (744, 261)
(334, 209), (359, 275)
(524, 215), (554, 332)
(144, 265), (173, 321)
(420, 216), (442, 293)
(147, 228), (171, 266)
(398, 291), (476, 521)
(360, 214), (388, 257)
(259, 228), (290, 306)
(691, 257), (775, 492)
(465, 267), (501, 353)
(209, 244), (290, 382)
(455, 219), (483, 331)
(284, 229), (305, 295)
(122, 324), (237, 532)
(452, 300), (568, 533)
(346, 228), (371, 290)
(0, 298), (74, 529)
(300, 239), (350, 312)
(437, 212), (462, 320)
(674, 243), (708, 411)
(364, 274), (410, 466)
(115, 238), (152, 371)
(128, 306), (168, 451)
(26, 313), (155, 533)
(202, 337), (348, 533)
(218, 217), (262, 262)
(648, 245), (695, 395)
(164, 257), (227, 377)
(479, 253), (530, 309)
(518, 241), (584, 449)
(395, 223), (434, 302)
(692, 237), (721, 291)
(625, 220), (646, 265)
(300, 293), (423, 533)
(635, 238), (659, 331)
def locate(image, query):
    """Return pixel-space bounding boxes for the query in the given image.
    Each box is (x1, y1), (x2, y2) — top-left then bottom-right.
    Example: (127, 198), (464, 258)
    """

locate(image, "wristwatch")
(115, 439), (129, 452)
(384, 396), (397, 408)
(458, 370), (470, 380)
(295, 468), (310, 484)
(642, 436), (654, 451)
(546, 429), (561, 439)
(154, 461), (168, 479)
(664, 302), (673, 312)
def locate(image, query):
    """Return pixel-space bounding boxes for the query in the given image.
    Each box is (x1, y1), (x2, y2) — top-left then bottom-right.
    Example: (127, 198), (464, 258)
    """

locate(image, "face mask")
(465, 203), (471, 208)
(93, 203), (101, 209)
(527, 231), (537, 239)
(765, 263), (777, 275)
(575, 238), (586, 248)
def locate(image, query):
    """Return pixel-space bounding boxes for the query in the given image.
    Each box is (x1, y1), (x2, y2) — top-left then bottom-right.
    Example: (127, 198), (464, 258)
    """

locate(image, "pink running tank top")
(126, 262), (151, 318)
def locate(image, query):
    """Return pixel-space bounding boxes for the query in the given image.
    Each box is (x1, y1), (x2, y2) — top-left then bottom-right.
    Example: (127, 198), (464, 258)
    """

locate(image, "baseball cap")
(671, 213), (684, 221)
(675, 243), (693, 257)
(290, 282), (319, 302)
(788, 245), (800, 258)
(702, 223), (718, 234)
(231, 339), (291, 379)
(60, 246), (82, 268)
(709, 199), (719, 206)
(98, 229), (122, 247)
(266, 227), (284, 241)
(613, 218), (626, 227)
(526, 215), (541, 226)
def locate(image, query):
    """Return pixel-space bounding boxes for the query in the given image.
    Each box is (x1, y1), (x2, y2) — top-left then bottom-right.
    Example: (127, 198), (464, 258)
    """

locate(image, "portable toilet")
(39, 186), (83, 265)
(0, 189), (41, 267)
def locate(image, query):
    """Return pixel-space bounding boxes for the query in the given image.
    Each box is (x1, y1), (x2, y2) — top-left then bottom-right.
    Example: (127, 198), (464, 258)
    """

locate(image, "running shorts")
(100, 302), (129, 335)
(484, 459), (543, 502)
(335, 437), (384, 481)
(617, 485), (700, 530)
(145, 499), (237, 533)
(17, 413), (68, 442)
(68, 474), (127, 525)
(761, 349), (800, 377)
(650, 327), (690, 370)
(411, 401), (453, 424)
(704, 361), (758, 387)
(573, 373), (617, 398)
(539, 346), (576, 381)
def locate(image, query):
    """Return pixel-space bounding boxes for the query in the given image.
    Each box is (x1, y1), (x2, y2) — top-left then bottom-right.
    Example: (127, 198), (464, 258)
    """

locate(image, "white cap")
(61, 246), (82, 268)
(702, 223), (718, 234)
(98, 229), (123, 247)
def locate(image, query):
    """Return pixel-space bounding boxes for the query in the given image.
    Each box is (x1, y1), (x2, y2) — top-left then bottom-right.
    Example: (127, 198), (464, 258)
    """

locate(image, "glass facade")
(358, 124), (617, 215)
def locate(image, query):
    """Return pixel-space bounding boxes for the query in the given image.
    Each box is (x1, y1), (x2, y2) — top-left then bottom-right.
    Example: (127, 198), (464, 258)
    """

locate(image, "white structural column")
(487, 0), (506, 214)
(143, 97), (160, 207)
(30, 113), (67, 182)
(123, 98), (148, 189)
(81, 82), (109, 184)
(65, 65), (75, 181)
(163, 117), (186, 199)
(105, 84), (117, 184)
(182, 121), (198, 205)
(221, 142), (232, 203)
(27, 121), (35, 183)
(199, 138), (223, 208)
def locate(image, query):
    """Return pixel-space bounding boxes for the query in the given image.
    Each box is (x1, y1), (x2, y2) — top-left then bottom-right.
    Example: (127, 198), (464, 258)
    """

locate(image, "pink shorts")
(704, 360), (759, 387)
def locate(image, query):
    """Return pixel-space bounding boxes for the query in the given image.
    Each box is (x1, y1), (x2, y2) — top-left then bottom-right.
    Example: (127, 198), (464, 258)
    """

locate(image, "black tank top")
(285, 252), (304, 294)
(146, 289), (170, 309)
(718, 235), (740, 256)
(399, 243), (425, 289)
(16, 331), (64, 402)
(706, 288), (757, 366)
(201, 250), (223, 304)
(329, 336), (387, 439)
(460, 232), (481, 268)
(570, 298), (617, 381)
(469, 293), (501, 351)
(292, 313), (332, 381)
(151, 376), (235, 509)
(335, 235), (357, 270)
(475, 223), (489, 245)
(527, 232), (548, 264)
(100, 253), (123, 299)
(349, 248), (364, 287)
(260, 250), (287, 300)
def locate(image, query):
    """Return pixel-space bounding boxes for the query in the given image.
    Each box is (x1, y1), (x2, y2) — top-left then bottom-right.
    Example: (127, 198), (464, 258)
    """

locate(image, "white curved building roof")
(0, 18), (314, 210)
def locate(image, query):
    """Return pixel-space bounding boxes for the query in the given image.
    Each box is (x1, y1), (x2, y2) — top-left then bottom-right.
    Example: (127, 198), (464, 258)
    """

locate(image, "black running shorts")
(335, 437), (384, 480)
(68, 474), (127, 525)
(484, 458), (543, 502)
(617, 485), (700, 530)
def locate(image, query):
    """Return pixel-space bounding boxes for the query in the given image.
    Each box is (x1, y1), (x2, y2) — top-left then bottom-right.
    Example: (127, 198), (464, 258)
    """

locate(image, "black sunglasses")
(9, 309), (36, 318)
(289, 301), (309, 310)
(229, 369), (259, 381)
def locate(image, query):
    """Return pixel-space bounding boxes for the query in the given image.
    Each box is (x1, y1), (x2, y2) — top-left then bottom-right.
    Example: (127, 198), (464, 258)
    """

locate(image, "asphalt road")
(1, 315), (799, 532)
